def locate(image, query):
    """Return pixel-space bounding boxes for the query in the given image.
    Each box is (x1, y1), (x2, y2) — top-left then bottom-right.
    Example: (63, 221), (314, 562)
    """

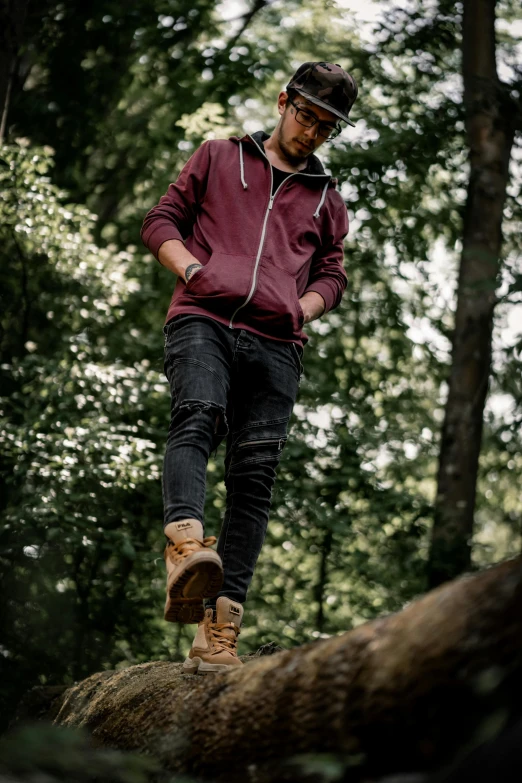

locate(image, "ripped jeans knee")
(163, 398), (228, 526)
(169, 398), (228, 450)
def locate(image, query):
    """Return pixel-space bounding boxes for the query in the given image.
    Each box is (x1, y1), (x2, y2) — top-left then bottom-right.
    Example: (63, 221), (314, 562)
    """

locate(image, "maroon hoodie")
(141, 131), (348, 347)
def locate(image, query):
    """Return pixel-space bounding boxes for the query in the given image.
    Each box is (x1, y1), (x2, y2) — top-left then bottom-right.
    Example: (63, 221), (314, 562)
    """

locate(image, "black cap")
(287, 62), (358, 126)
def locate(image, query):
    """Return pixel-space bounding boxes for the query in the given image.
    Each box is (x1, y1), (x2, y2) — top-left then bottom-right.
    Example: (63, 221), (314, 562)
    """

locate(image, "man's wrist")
(185, 263), (203, 282)
(299, 291), (326, 323)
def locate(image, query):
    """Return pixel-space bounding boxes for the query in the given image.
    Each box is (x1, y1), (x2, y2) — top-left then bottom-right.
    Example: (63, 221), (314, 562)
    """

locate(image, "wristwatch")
(185, 263), (203, 282)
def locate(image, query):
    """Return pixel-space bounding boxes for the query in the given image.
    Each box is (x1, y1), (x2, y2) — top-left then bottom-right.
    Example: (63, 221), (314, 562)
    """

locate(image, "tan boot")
(182, 596), (244, 673)
(164, 519), (223, 624)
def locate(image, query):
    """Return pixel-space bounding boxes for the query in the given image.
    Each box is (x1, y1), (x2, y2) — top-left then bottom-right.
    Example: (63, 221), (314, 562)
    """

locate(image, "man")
(141, 62), (357, 674)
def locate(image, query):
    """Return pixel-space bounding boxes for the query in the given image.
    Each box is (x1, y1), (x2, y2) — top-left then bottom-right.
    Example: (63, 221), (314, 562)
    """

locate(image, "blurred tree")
(4, 0), (281, 244)
(428, 0), (522, 586)
(0, 0), (29, 141)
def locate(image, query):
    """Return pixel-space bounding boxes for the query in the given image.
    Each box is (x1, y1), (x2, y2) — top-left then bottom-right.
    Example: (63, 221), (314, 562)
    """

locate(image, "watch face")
(186, 263), (202, 281)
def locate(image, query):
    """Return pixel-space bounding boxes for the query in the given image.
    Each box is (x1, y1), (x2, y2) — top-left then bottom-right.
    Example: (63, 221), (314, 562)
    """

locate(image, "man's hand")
(158, 239), (202, 282)
(299, 291), (326, 324)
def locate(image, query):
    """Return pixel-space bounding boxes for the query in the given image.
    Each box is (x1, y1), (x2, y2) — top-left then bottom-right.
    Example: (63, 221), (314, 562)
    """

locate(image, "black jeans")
(162, 314), (302, 606)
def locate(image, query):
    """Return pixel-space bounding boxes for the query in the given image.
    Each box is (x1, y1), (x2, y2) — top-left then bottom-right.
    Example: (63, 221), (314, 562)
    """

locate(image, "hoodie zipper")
(228, 136), (330, 330)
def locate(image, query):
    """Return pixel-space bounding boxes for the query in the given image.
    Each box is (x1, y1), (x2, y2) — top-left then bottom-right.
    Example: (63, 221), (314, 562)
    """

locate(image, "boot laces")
(166, 536), (217, 563)
(209, 621), (240, 653)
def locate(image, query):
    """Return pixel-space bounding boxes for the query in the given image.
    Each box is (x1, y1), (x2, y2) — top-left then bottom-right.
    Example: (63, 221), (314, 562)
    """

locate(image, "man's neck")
(263, 133), (309, 173)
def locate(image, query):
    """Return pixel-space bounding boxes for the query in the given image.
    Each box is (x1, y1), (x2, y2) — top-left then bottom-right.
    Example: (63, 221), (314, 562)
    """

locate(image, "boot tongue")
(216, 597), (243, 628)
(165, 519), (203, 544)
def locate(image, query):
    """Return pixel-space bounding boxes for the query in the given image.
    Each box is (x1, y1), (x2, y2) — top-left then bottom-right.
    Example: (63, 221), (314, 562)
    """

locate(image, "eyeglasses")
(287, 98), (342, 140)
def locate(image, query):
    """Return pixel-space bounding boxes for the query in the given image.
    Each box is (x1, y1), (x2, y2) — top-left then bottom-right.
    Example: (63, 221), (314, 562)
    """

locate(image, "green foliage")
(0, 144), (170, 724)
(0, 723), (168, 783)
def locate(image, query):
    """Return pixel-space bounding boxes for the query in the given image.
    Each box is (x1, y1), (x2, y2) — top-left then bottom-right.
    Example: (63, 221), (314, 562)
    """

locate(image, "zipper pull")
(269, 196), (274, 210)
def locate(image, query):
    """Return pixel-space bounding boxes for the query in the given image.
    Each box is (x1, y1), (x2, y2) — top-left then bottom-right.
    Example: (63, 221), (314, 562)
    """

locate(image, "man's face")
(276, 91), (339, 163)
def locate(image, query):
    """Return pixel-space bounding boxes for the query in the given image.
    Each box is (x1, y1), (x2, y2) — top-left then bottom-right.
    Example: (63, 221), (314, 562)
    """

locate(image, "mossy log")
(52, 557), (522, 781)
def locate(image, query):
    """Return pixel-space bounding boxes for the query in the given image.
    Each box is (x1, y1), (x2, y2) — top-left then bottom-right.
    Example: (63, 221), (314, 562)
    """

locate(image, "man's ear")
(277, 91), (288, 117)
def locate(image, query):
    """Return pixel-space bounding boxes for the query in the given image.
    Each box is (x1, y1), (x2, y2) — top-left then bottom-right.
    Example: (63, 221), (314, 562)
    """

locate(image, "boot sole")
(164, 558), (223, 624)
(182, 655), (242, 674)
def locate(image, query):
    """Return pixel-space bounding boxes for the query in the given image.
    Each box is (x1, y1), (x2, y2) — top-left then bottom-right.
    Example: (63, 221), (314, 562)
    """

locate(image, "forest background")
(1, 0), (521, 734)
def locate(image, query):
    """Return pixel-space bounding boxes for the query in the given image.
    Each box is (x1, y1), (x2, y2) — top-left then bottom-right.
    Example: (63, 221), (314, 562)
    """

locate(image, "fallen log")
(51, 556), (522, 781)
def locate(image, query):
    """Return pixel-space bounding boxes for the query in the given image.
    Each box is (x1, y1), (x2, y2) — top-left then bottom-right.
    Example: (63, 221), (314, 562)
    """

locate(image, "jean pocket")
(290, 343), (304, 379)
(232, 435), (288, 469)
(163, 315), (193, 345)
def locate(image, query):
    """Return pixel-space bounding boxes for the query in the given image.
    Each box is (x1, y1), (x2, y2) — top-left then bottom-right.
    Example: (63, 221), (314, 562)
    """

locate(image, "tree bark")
(429, 0), (518, 587)
(48, 555), (522, 781)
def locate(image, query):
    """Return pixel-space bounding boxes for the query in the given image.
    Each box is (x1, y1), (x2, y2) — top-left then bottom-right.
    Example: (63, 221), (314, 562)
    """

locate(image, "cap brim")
(294, 89), (356, 127)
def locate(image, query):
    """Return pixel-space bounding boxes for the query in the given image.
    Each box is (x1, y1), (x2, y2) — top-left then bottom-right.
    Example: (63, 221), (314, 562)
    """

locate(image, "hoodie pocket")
(183, 251), (254, 316)
(249, 259), (304, 339)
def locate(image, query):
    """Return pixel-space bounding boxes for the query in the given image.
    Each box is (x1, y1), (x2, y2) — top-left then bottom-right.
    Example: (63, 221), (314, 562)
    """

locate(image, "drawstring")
(240, 139), (330, 213)
(239, 143), (248, 189)
(313, 181), (329, 218)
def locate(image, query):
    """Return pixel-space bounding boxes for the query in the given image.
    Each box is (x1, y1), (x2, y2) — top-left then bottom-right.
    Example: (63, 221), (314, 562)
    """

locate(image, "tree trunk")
(0, 0), (29, 142)
(314, 527), (333, 633)
(429, 0), (518, 587)
(48, 556), (522, 782)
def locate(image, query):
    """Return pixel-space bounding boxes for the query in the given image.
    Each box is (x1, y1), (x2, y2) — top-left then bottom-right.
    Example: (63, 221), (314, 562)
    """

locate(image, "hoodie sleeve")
(303, 198), (348, 313)
(140, 141), (211, 260)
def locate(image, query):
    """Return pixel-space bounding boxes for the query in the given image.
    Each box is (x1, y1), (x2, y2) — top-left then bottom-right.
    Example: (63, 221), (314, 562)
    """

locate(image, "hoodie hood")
(233, 130), (335, 180)
(249, 130), (328, 176)
(234, 130), (336, 218)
